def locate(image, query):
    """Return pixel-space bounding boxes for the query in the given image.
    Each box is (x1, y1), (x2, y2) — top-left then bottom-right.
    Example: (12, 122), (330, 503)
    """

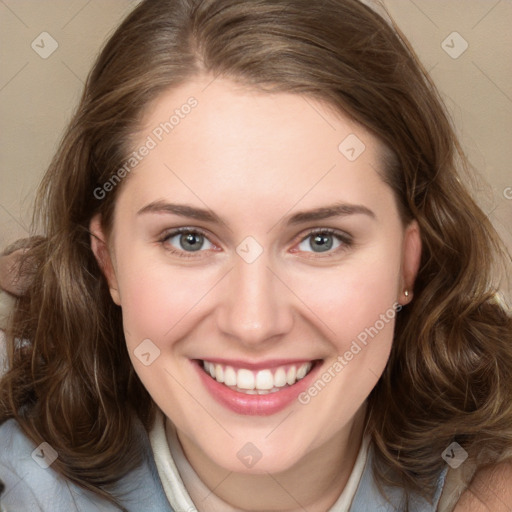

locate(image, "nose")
(215, 253), (294, 349)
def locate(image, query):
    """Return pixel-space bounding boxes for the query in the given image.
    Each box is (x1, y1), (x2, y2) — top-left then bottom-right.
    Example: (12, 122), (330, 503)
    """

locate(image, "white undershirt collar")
(149, 409), (370, 512)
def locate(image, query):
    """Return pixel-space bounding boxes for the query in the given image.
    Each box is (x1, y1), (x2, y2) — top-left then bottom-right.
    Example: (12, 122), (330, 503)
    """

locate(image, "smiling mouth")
(199, 359), (319, 395)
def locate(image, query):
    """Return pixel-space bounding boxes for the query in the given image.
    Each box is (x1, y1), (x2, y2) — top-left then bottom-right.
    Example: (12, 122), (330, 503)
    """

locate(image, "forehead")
(118, 76), (394, 220)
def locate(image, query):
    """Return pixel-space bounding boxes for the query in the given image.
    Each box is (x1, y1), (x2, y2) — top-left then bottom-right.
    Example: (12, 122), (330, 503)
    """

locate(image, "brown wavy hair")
(1, 0), (511, 509)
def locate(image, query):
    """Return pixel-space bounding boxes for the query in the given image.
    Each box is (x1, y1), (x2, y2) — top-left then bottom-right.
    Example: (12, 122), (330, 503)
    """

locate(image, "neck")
(174, 407), (367, 512)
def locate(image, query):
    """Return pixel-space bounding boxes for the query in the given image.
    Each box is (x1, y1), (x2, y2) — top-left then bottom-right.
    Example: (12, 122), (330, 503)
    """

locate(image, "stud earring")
(404, 290), (409, 297)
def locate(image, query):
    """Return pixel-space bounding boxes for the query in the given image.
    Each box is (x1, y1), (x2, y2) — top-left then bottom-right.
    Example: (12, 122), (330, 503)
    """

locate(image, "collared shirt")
(149, 409), (371, 511)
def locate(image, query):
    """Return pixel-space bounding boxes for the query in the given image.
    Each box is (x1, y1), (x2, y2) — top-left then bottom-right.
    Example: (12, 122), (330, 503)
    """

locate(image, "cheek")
(113, 253), (217, 416)
(293, 251), (401, 430)
(114, 252), (220, 348)
(291, 245), (402, 352)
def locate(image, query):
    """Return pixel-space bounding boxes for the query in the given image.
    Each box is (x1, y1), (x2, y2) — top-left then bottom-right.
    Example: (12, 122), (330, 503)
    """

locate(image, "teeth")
(274, 367), (287, 387)
(286, 366), (296, 385)
(296, 363), (309, 380)
(215, 364), (224, 383)
(237, 369), (255, 390)
(202, 360), (314, 392)
(224, 366), (237, 386)
(255, 369), (274, 390)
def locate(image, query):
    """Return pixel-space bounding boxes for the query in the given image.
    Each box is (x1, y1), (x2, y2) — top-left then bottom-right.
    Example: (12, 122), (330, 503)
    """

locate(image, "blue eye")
(159, 227), (352, 259)
(160, 228), (215, 257)
(296, 229), (351, 255)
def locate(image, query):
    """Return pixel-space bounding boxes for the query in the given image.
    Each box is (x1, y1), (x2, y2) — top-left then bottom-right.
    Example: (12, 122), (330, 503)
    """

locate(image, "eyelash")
(158, 227), (353, 259)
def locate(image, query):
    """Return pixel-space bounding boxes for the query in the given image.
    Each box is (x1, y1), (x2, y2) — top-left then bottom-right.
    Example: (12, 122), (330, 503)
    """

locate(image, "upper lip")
(196, 358), (320, 371)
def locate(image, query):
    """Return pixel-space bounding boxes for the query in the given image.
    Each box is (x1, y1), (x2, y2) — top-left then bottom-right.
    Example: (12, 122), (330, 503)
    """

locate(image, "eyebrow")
(137, 200), (376, 225)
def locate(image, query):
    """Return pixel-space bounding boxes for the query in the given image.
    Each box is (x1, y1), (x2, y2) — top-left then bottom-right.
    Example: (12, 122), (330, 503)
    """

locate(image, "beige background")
(1, 1), (511, 264)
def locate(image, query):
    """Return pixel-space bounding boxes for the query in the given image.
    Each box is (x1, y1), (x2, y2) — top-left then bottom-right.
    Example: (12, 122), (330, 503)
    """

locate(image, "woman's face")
(91, 76), (421, 474)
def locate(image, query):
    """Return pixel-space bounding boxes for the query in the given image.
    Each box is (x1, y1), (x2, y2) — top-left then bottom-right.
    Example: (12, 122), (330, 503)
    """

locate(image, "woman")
(0, 0), (511, 510)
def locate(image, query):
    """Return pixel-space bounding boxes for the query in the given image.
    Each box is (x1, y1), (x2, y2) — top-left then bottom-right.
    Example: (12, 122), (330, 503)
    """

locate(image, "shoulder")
(453, 461), (512, 511)
(0, 419), (119, 511)
(0, 417), (174, 511)
(350, 439), (448, 511)
(0, 417), (38, 466)
(0, 418), (66, 510)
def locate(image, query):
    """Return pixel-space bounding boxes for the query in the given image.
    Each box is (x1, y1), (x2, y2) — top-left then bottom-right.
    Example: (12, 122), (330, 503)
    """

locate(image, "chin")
(206, 440), (309, 475)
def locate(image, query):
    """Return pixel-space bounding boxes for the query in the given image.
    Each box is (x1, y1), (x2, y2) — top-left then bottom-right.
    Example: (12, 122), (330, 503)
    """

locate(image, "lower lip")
(193, 360), (322, 416)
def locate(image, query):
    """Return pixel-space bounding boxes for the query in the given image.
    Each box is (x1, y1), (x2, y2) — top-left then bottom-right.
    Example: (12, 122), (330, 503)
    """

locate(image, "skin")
(454, 462), (512, 511)
(90, 75), (422, 511)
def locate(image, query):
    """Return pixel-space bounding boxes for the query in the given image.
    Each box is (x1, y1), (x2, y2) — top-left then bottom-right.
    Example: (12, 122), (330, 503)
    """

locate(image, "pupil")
(181, 233), (202, 251)
(312, 234), (332, 252)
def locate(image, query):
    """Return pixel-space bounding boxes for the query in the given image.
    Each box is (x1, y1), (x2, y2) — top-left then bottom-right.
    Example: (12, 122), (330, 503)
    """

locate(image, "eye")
(160, 228), (216, 257)
(158, 227), (352, 259)
(295, 228), (352, 255)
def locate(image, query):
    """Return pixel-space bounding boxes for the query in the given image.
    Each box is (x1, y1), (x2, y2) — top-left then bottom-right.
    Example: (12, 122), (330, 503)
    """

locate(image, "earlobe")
(400, 220), (422, 305)
(89, 215), (121, 306)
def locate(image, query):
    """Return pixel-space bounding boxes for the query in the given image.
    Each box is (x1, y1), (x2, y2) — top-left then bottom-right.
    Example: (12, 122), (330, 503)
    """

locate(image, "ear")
(400, 219), (422, 305)
(89, 214), (121, 306)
